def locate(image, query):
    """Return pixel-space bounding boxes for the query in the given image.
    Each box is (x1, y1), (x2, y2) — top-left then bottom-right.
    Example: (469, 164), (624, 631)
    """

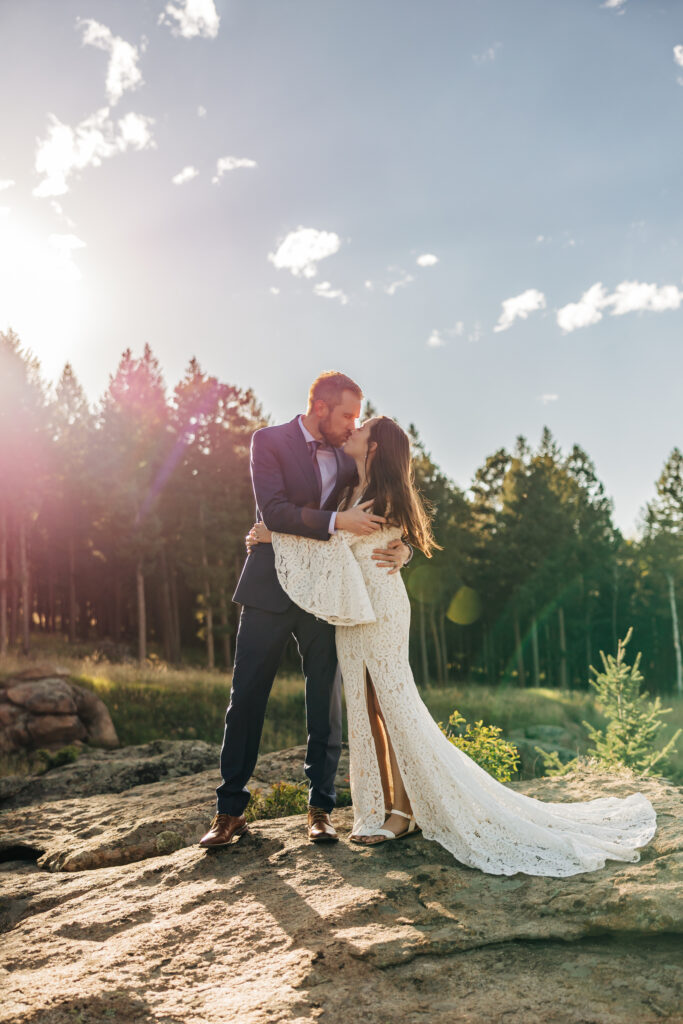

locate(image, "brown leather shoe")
(198, 812), (249, 848)
(308, 806), (338, 843)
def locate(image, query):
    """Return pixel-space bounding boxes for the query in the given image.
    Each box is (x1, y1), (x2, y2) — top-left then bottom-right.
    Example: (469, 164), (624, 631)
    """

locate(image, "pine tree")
(584, 627), (681, 775)
(642, 448), (683, 694)
(0, 329), (48, 654)
(96, 345), (171, 661)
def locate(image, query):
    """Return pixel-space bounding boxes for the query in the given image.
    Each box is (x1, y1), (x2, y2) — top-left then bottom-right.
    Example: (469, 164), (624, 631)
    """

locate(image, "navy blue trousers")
(216, 603), (342, 816)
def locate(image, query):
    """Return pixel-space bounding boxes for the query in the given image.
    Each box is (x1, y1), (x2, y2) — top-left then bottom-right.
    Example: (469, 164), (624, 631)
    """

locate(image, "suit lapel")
(284, 416), (356, 510)
(284, 415), (320, 501)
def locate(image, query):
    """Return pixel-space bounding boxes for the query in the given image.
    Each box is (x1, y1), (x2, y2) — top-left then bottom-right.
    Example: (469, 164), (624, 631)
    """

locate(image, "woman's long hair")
(341, 416), (441, 557)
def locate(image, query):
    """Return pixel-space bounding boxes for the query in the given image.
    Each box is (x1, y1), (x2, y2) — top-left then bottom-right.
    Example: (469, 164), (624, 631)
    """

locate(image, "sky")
(1, 0), (681, 538)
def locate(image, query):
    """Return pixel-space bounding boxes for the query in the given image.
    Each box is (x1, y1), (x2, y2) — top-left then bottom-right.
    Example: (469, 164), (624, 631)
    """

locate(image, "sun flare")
(0, 210), (87, 376)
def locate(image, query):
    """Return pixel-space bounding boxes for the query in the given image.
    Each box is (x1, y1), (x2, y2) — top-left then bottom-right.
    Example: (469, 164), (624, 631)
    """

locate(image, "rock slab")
(0, 669), (118, 754)
(1, 744), (682, 1023)
(0, 768), (682, 1023)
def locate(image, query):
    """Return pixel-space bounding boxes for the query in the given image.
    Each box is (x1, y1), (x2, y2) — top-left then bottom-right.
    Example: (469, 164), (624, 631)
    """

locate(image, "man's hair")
(307, 371), (363, 413)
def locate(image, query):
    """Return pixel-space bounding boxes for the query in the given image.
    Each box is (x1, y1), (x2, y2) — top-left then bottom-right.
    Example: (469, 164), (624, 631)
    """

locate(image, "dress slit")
(363, 661), (419, 822)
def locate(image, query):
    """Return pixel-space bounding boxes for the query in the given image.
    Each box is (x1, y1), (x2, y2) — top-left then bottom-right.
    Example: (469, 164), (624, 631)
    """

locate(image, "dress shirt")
(298, 415), (338, 533)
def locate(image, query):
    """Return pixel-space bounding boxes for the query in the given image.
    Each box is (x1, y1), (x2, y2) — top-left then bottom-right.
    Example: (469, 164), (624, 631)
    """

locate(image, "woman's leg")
(357, 669), (414, 842)
(365, 667), (393, 812)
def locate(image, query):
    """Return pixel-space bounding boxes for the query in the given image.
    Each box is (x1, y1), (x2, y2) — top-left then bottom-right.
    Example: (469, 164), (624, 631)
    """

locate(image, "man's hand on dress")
(336, 500), (386, 536)
(372, 539), (411, 575)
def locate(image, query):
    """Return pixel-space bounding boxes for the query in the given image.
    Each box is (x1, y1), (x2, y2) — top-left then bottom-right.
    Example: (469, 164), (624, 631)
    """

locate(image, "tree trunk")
(19, 516), (30, 655)
(113, 565), (122, 641)
(665, 570), (683, 695)
(544, 619), (552, 687)
(136, 559), (147, 662)
(481, 622), (489, 682)
(68, 534), (77, 644)
(159, 543), (174, 663)
(419, 600), (429, 686)
(47, 551), (55, 634)
(558, 605), (568, 690)
(219, 586), (232, 669)
(438, 609), (448, 684)
(9, 545), (18, 647)
(169, 560), (182, 663)
(0, 505), (7, 656)
(580, 573), (592, 686)
(513, 606), (526, 686)
(199, 503), (214, 670)
(585, 602), (592, 686)
(611, 563), (619, 655)
(429, 606), (444, 685)
(530, 612), (540, 688)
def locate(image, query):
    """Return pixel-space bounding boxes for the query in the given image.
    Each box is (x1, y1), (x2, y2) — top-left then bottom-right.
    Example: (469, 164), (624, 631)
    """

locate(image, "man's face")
(318, 390), (362, 447)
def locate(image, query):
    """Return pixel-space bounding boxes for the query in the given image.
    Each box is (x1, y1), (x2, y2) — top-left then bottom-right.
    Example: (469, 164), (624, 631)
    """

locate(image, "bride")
(249, 415), (657, 876)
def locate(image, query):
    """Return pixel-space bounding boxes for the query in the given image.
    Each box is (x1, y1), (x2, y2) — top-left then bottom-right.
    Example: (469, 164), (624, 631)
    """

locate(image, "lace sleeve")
(271, 532), (376, 626)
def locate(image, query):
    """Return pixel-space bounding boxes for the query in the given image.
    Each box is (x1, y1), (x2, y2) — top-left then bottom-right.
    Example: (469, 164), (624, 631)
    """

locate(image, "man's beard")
(319, 415), (347, 448)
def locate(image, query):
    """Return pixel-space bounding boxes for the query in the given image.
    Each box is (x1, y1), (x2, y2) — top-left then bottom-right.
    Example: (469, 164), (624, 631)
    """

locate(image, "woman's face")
(343, 417), (377, 459)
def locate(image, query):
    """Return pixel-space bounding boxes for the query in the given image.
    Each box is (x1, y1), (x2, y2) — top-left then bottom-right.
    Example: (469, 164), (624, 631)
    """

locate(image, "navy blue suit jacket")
(233, 416), (358, 613)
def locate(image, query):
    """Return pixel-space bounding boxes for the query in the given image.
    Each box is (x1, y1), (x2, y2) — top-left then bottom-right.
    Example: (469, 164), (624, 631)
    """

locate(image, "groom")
(199, 371), (411, 847)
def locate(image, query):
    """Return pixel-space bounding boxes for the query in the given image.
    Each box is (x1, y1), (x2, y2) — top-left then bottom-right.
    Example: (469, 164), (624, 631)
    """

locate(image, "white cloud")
(268, 227), (342, 279)
(473, 42), (502, 64)
(269, 287), (280, 295)
(159, 0), (220, 39)
(197, 105), (207, 118)
(674, 45), (683, 79)
(556, 282), (608, 333)
(211, 155), (257, 184)
(313, 281), (348, 305)
(48, 233), (86, 252)
(601, 0), (627, 9)
(33, 107), (155, 198)
(468, 322), (482, 343)
(48, 199), (76, 227)
(416, 253), (438, 267)
(426, 322), (464, 348)
(541, 394), (559, 404)
(557, 279), (683, 332)
(0, 206), (10, 218)
(0, 179), (15, 192)
(364, 280), (374, 291)
(118, 111), (154, 148)
(385, 269), (414, 295)
(608, 280), (683, 316)
(172, 165), (199, 185)
(77, 19), (145, 107)
(494, 288), (546, 333)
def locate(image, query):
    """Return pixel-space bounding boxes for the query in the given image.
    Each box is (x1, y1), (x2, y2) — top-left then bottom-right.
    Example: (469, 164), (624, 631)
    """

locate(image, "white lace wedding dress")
(271, 523), (657, 877)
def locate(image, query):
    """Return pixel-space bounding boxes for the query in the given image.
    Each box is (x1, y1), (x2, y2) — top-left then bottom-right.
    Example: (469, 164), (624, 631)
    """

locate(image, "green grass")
(660, 695), (683, 783)
(2, 647), (681, 783)
(1, 651), (601, 751)
(421, 683), (603, 734)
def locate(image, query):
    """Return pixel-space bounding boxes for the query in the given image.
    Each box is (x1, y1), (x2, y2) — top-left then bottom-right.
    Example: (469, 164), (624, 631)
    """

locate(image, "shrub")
(439, 711), (520, 783)
(245, 781), (309, 822)
(34, 744), (82, 773)
(537, 628), (681, 778)
(244, 781), (354, 822)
